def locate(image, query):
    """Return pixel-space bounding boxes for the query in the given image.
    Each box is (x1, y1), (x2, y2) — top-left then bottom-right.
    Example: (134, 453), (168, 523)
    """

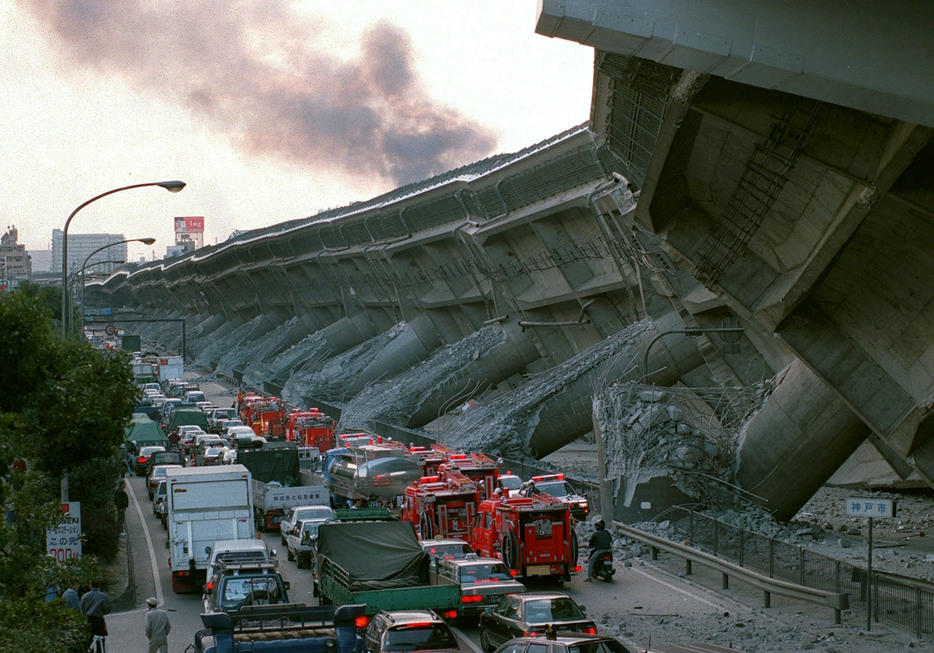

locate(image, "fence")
(653, 507), (934, 638)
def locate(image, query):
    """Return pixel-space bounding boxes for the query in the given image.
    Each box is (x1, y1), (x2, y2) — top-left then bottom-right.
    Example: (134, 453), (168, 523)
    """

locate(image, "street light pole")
(70, 260), (125, 336)
(75, 237), (155, 335)
(60, 180), (185, 334)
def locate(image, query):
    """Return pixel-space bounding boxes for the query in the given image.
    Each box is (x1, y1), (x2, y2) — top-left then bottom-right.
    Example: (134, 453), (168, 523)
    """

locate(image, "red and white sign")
(47, 502), (82, 561)
(174, 216), (205, 232)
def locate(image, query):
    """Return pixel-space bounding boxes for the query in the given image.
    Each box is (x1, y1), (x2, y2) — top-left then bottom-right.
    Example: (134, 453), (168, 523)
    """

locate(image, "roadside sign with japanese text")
(845, 497), (896, 518)
(46, 502), (82, 561)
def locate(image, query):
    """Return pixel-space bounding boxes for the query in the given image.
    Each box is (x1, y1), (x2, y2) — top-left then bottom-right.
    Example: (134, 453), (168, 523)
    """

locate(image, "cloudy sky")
(1, 1), (594, 263)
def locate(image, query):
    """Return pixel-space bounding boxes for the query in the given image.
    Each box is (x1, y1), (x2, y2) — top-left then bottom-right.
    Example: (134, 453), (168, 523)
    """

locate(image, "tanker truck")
(324, 438), (422, 509)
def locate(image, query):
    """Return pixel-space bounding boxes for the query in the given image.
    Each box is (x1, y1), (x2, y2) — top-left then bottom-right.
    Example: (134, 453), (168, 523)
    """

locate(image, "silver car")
(279, 505), (335, 545)
(434, 554), (527, 617)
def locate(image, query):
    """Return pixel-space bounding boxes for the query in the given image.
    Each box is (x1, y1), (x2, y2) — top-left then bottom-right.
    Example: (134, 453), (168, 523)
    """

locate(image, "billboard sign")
(47, 502), (82, 561)
(174, 216), (204, 233)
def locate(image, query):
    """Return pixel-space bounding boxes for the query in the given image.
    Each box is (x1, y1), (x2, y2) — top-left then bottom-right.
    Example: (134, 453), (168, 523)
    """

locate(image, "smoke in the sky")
(23, 1), (498, 185)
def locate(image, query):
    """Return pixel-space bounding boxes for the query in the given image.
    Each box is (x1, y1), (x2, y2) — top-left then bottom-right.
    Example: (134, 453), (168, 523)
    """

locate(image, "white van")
(185, 390), (207, 404)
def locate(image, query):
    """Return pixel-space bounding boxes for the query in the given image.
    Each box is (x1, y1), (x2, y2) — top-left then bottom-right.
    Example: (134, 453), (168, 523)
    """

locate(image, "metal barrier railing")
(654, 507), (934, 638)
(616, 521), (849, 624)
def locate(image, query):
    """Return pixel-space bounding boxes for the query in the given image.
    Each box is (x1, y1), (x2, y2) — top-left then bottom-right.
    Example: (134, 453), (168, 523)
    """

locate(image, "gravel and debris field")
(549, 443), (934, 651)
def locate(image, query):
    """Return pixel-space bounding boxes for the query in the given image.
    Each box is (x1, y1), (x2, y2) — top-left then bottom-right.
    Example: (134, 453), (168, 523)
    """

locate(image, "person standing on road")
(114, 479), (129, 535)
(62, 580), (81, 611)
(80, 583), (111, 643)
(144, 597), (171, 653)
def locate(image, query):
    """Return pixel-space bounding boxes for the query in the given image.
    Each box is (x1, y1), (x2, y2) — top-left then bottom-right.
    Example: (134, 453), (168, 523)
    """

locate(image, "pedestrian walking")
(144, 597), (171, 653)
(114, 479), (129, 535)
(62, 580), (81, 611)
(80, 583), (111, 650)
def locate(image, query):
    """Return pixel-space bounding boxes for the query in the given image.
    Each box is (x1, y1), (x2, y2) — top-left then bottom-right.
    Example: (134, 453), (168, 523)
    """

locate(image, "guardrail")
(614, 521), (850, 624)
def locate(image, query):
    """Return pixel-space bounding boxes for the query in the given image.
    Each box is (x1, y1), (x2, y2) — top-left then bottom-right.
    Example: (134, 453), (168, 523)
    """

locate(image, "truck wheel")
(502, 532), (519, 571)
(569, 530), (579, 576)
(287, 548), (294, 561)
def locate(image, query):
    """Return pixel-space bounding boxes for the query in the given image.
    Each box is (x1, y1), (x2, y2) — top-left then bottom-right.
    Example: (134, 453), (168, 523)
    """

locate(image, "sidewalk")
(105, 531), (135, 612)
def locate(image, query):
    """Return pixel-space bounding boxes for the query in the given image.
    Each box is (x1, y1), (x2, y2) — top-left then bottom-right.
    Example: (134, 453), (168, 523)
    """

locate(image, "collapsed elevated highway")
(93, 2), (934, 522)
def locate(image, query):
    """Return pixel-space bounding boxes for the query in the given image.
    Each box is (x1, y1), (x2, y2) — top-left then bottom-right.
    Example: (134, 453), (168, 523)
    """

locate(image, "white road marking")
(128, 477), (165, 605)
(628, 564), (725, 609)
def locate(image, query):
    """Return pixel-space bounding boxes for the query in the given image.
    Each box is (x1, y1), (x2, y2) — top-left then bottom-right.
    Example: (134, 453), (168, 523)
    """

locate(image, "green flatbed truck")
(313, 515), (461, 618)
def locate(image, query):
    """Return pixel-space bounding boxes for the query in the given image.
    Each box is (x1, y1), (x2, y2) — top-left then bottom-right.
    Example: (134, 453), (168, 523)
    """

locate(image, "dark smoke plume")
(23, 1), (498, 185)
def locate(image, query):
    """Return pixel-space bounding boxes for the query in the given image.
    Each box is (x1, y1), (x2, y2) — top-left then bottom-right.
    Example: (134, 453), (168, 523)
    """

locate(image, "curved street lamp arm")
(61, 181), (183, 333)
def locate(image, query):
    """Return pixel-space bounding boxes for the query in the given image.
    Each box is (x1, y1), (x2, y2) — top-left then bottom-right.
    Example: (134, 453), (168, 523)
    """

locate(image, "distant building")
(27, 249), (52, 274)
(1, 226), (31, 290)
(51, 230), (127, 277)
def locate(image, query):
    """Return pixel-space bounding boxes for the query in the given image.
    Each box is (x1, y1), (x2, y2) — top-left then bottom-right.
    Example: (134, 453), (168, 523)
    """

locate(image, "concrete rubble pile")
(243, 331), (330, 389)
(338, 326), (508, 432)
(436, 321), (649, 459)
(195, 315), (263, 375)
(595, 380), (773, 510)
(235, 316), (303, 386)
(281, 322), (408, 407)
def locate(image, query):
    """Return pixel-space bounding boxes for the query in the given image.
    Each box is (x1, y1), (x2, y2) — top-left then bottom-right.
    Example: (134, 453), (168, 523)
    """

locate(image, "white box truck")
(157, 355), (184, 384)
(165, 464), (255, 593)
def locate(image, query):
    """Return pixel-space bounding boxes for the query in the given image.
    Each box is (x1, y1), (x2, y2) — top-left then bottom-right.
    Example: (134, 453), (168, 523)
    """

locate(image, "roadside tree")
(0, 288), (136, 650)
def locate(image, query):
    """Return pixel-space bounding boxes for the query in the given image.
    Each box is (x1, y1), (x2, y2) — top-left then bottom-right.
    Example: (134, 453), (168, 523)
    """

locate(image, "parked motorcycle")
(590, 550), (615, 581)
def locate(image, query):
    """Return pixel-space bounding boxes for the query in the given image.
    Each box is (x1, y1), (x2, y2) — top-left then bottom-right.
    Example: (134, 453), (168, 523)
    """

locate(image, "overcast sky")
(1, 1), (594, 262)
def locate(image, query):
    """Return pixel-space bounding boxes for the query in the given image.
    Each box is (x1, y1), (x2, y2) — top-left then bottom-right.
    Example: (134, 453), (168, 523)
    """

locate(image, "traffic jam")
(127, 354), (625, 653)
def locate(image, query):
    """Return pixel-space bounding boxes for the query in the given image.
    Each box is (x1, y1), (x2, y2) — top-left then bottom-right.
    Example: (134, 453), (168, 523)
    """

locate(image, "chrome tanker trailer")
(325, 442), (422, 508)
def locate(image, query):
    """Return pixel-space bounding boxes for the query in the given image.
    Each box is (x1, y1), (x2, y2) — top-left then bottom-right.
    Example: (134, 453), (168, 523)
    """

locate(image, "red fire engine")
(408, 445), (447, 477)
(238, 393), (264, 422)
(401, 469), (481, 541)
(468, 494), (579, 582)
(418, 445), (501, 500)
(286, 408), (336, 453)
(242, 397), (286, 438)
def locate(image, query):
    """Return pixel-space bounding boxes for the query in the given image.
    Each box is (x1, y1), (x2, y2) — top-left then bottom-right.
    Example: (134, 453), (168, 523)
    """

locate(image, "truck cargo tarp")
(239, 448), (300, 484)
(316, 521), (428, 591)
(168, 408), (209, 431)
(125, 414), (168, 445)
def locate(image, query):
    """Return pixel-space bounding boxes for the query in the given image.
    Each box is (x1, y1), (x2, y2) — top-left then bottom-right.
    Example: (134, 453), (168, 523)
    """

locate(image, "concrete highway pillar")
(243, 311), (285, 342)
(346, 315), (443, 396)
(261, 313), (326, 360)
(193, 313), (228, 339)
(528, 322), (707, 457)
(311, 312), (381, 363)
(735, 358), (870, 521)
(404, 324), (542, 427)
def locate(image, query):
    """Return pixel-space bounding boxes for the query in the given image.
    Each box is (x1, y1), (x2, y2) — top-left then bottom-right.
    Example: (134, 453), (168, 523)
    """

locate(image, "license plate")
(526, 565), (551, 576)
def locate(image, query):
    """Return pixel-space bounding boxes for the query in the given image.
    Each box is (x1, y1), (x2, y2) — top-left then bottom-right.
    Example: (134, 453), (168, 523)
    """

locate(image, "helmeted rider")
(586, 518), (612, 580)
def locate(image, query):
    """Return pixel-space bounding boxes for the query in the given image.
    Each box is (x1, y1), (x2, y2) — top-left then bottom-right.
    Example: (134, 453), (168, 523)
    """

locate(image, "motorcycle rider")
(585, 518), (612, 581)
